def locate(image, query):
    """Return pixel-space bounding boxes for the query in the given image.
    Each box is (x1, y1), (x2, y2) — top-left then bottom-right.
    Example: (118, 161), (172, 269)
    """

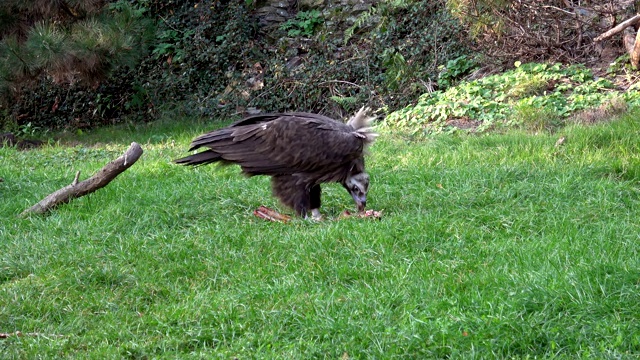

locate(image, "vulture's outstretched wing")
(180, 113), (365, 176)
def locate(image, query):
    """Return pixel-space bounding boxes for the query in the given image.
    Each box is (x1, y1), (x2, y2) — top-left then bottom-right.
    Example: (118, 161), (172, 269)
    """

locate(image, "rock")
(286, 56), (303, 70)
(269, 1), (290, 8)
(275, 8), (289, 17)
(299, 0), (325, 10)
(352, 3), (371, 14)
(263, 13), (286, 23)
(256, 2), (291, 28)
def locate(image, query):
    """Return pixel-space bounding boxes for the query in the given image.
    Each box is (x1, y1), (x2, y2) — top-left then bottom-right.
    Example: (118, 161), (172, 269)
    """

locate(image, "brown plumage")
(174, 107), (377, 218)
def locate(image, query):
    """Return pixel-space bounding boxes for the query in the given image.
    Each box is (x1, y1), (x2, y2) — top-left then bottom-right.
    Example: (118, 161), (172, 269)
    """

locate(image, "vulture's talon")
(310, 208), (324, 221)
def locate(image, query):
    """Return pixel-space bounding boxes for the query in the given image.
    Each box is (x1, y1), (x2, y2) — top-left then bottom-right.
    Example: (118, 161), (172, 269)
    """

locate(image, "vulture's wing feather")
(186, 113), (365, 175)
(248, 115), (363, 175)
(188, 128), (243, 152)
(229, 112), (337, 127)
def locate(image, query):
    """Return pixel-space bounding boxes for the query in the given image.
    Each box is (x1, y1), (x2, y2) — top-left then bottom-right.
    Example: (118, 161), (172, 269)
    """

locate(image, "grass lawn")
(1, 111), (640, 358)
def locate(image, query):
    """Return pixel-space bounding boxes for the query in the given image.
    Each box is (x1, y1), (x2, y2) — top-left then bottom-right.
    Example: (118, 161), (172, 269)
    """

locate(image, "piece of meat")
(340, 209), (383, 219)
(254, 206), (292, 223)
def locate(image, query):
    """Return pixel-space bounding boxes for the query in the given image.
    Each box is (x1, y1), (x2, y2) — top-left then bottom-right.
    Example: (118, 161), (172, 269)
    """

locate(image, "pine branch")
(60, 1), (83, 20)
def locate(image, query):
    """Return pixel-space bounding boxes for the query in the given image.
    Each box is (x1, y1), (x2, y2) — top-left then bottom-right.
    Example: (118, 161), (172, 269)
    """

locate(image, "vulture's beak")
(352, 193), (367, 213)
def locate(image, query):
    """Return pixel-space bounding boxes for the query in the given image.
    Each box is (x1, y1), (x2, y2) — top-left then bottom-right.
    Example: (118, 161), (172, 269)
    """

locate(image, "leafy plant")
(329, 95), (358, 110)
(15, 121), (41, 137)
(151, 29), (192, 62)
(381, 48), (410, 90)
(344, 5), (378, 44)
(280, 10), (324, 37)
(125, 83), (149, 111)
(607, 54), (632, 75)
(343, 0), (414, 44)
(437, 55), (477, 88)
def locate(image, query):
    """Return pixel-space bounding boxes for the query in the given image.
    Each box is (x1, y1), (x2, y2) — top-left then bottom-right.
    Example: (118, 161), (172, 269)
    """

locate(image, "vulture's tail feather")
(174, 150), (222, 166)
(188, 129), (235, 151)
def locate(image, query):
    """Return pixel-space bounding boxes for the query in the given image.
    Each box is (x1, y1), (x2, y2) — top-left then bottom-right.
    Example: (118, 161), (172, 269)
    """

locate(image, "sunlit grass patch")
(1, 110), (640, 357)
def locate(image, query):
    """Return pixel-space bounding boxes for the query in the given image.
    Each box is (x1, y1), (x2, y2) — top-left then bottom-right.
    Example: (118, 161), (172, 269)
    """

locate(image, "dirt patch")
(446, 117), (482, 131)
(568, 97), (629, 125)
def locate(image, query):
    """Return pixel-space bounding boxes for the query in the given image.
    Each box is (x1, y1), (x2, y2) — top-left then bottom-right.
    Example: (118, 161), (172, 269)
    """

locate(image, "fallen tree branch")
(21, 142), (143, 216)
(594, 14), (640, 42)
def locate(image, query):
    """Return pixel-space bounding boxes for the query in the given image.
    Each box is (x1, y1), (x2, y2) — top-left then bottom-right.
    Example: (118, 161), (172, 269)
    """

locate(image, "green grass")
(1, 111), (640, 358)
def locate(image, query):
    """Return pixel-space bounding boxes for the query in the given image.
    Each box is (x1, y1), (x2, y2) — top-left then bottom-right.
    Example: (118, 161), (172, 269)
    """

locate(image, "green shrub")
(145, 0), (470, 120)
(243, 0), (470, 117)
(137, 2), (256, 117)
(384, 62), (640, 135)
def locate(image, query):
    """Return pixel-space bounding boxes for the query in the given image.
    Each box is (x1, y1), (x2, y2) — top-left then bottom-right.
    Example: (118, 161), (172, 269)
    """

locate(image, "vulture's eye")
(351, 186), (359, 193)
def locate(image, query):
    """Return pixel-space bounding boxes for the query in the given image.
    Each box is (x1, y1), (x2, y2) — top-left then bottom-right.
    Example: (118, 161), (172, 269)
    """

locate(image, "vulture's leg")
(294, 198), (310, 218)
(272, 175), (310, 217)
(309, 185), (323, 220)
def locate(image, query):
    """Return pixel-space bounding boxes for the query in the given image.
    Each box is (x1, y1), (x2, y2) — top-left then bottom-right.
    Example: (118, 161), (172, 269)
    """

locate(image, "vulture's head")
(343, 172), (369, 212)
(342, 158), (370, 212)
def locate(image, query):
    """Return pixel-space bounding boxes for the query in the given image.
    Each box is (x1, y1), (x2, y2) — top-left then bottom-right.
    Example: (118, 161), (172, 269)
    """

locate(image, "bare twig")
(72, 171), (80, 186)
(317, 80), (363, 88)
(541, 5), (578, 16)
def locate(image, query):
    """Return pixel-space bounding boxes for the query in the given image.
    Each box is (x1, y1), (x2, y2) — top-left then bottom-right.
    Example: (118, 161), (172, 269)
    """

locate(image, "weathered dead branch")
(594, 14), (640, 42)
(593, 13), (640, 68)
(20, 142), (143, 216)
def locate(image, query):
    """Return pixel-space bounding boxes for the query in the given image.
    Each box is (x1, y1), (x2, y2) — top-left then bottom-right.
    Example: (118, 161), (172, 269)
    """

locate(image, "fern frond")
(343, 6), (378, 45)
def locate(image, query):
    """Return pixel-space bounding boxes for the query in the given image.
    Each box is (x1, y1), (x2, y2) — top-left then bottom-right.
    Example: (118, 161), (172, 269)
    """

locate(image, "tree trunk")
(624, 27), (640, 68)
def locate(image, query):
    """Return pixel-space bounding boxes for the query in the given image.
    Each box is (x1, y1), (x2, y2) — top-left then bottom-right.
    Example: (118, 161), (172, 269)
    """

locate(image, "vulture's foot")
(310, 208), (324, 221)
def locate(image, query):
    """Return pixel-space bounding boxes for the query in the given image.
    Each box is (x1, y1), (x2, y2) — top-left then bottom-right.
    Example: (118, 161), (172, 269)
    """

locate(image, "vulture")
(174, 107), (377, 219)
